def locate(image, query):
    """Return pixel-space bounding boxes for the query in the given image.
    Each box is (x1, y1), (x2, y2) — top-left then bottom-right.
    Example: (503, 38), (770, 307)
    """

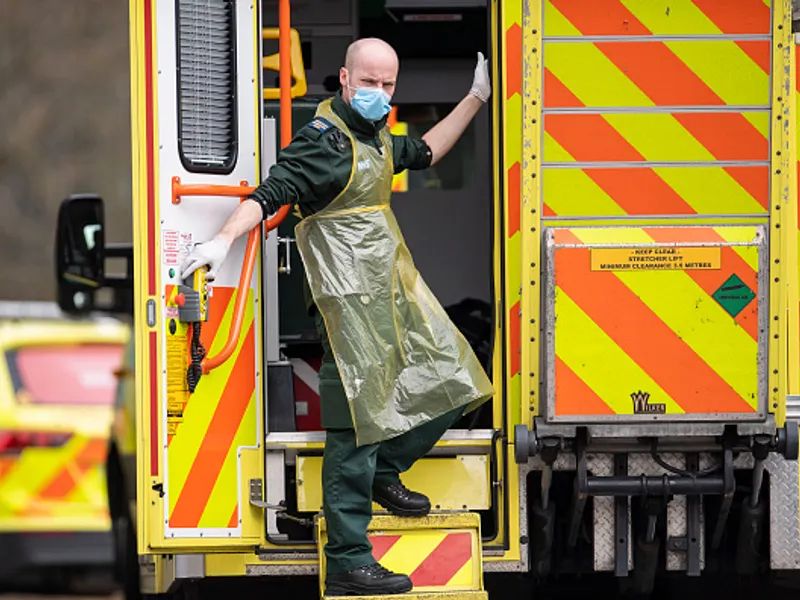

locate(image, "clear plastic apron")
(294, 98), (494, 446)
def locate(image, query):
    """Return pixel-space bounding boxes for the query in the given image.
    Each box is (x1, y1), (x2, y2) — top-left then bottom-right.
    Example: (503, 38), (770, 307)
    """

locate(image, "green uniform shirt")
(247, 91), (433, 314)
(248, 91), (432, 219)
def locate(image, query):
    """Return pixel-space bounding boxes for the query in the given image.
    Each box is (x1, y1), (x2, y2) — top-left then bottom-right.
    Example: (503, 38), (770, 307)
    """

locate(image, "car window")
(6, 343), (124, 406)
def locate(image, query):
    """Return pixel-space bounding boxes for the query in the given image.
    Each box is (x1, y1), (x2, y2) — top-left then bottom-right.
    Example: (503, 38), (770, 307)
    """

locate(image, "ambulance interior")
(263, 0), (496, 434)
(259, 0), (498, 543)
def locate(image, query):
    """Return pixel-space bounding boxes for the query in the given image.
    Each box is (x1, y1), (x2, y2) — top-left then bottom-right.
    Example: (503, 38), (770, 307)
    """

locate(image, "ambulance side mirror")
(55, 194), (106, 314)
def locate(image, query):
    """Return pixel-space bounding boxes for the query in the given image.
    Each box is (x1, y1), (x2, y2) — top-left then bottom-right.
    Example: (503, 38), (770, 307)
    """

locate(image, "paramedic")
(181, 37), (493, 596)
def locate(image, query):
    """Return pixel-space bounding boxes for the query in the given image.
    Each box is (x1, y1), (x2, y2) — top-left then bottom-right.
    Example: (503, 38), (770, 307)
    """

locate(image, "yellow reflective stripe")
(665, 41), (770, 106)
(709, 226), (761, 244)
(543, 169), (626, 216)
(507, 233), (521, 301)
(555, 291), (685, 414)
(199, 390), (256, 528)
(380, 532), (446, 577)
(622, 0), (722, 35)
(653, 167), (766, 214)
(65, 463), (98, 505)
(448, 557), (474, 587)
(713, 226), (761, 271)
(602, 114), (714, 162)
(544, 42), (654, 107)
(543, 131), (574, 162)
(167, 295), (239, 514)
(506, 94), (522, 165)
(543, 1), (582, 36)
(743, 113), (771, 140)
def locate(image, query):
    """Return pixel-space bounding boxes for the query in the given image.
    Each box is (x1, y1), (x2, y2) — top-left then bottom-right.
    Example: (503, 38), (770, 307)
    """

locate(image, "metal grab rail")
(171, 177), (281, 375)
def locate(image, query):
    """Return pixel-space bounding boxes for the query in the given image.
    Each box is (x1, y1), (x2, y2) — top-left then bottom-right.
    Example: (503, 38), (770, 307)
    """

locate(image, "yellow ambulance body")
(52, 0), (800, 598)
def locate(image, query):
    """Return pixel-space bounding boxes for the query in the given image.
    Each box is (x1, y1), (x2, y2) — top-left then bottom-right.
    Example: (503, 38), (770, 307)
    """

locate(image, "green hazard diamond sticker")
(712, 274), (756, 318)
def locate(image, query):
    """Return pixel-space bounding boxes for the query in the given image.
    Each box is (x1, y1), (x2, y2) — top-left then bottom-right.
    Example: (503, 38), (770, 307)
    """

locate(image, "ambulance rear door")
(130, 0), (267, 552)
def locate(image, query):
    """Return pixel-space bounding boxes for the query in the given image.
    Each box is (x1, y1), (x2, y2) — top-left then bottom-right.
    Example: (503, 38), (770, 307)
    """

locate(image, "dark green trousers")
(315, 311), (464, 574)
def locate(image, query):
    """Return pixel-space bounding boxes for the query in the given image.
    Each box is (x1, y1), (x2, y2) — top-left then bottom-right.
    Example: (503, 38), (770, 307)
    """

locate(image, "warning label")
(162, 230), (193, 266)
(712, 273), (756, 318)
(590, 246), (721, 272)
(165, 322), (189, 439)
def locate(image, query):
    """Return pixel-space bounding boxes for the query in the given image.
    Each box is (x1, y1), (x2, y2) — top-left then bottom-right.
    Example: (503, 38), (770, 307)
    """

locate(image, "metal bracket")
(249, 478), (281, 510)
(685, 453), (701, 577)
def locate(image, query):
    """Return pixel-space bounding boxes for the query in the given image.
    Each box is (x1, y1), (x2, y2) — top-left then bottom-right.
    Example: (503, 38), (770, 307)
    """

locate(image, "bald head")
(345, 38), (398, 71)
(339, 38), (399, 105)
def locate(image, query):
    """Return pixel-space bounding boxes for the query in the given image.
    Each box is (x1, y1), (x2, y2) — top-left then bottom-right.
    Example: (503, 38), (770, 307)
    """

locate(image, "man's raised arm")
(422, 52), (491, 166)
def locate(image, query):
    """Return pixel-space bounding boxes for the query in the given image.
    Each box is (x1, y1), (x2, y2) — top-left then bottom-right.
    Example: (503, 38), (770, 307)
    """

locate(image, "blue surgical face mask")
(348, 83), (391, 122)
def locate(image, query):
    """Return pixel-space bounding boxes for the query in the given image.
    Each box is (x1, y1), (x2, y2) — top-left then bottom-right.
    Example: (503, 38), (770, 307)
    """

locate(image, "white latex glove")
(180, 236), (231, 281)
(469, 51), (491, 103)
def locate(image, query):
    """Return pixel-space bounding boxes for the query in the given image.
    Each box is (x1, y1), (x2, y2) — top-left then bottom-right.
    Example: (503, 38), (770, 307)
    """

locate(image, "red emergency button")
(175, 293), (186, 307)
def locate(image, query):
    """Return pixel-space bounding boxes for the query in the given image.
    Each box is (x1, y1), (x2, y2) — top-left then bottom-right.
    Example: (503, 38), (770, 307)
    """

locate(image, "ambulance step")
(317, 513), (486, 599)
(323, 592), (487, 600)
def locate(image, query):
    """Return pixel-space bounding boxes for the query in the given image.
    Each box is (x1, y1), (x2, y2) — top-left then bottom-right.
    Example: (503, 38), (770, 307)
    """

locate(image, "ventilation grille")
(177, 0), (237, 171)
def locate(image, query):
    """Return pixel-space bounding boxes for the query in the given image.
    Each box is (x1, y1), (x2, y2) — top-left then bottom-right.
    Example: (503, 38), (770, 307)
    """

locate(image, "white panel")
(155, 0), (262, 540)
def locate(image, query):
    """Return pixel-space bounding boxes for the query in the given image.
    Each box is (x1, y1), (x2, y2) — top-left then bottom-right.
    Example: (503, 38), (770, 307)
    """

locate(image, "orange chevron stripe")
(555, 244), (754, 413)
(544, 70), (581, 108)
(733, 40), (772, 75)
(644, 228), (759, 341)
(228, 506), (238, 528)
(594, 41), (727, 107)
(691, 0), (771, 35)
(199, 286), (235, 350)
(546, 113), (644, 162)
(549, 0), (770, 36)
(547, 0), (770, 211)
(169, 323), (256, 527)
(549, 0), (649, 36)
(38, 470), (76, 500)
(554, 356), (615, 415)
(671, 113), (767, 162)
(722, 166), (769, 211)
(544, 71), (695, 216)
(39, 439), (108, 500)
(409, 532), (472, 587)
(549, 2), (770, 210)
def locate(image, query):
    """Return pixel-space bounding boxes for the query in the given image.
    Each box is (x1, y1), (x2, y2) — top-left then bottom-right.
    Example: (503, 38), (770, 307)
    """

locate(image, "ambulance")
(53, 0), (800, 598)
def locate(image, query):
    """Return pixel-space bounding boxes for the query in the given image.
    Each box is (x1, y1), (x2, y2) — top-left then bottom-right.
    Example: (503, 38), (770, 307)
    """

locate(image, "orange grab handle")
(202, 225), (260, 374)
(171, 177), (279, 375)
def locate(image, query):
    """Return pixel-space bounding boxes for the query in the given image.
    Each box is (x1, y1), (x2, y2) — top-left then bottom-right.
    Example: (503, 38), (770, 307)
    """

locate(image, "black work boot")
(373, 481), (431, 517)
(325, 563), (413, 596)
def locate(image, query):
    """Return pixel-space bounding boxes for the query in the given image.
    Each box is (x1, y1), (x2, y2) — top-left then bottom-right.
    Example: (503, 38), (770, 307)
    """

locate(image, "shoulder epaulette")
(307, 117), (335, 133)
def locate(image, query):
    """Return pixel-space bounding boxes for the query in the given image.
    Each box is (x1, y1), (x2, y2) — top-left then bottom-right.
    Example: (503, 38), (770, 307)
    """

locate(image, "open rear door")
(130, 0), (266, 551)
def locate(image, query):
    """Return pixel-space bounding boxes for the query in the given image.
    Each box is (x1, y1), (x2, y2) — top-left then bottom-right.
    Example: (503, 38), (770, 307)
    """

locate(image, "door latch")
(277, 236), (295, 275)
